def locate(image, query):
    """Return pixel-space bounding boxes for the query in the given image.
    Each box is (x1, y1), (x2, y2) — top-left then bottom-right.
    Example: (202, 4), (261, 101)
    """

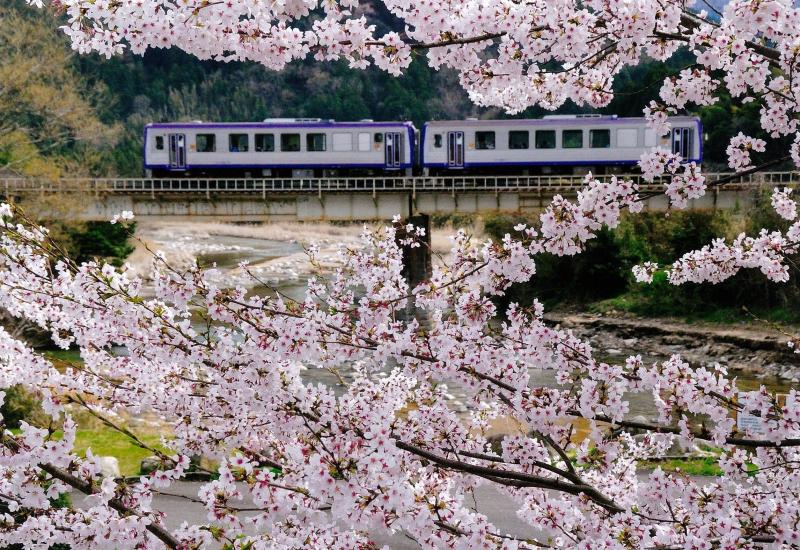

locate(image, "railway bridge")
(0, 172), (796, 222)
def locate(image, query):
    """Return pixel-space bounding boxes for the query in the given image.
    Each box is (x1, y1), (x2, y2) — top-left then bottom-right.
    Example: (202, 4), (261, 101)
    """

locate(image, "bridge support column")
(397, 214), (432, 290)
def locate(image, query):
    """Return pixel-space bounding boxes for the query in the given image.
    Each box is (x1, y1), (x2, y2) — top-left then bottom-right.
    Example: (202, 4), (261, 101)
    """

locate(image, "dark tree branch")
(395, 440), (623, 513)
(407, 32), (507, 50)
(38, 463), (179, 548)
(653, 13), (783, 68)
(580, 412), (800, 449)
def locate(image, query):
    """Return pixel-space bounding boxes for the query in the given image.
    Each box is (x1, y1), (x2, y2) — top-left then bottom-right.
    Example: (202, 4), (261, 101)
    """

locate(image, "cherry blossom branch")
(0, 433), (179, 548)
(365, 31), (508, 50)
(578, 413), (800, 449)
(37, 463), (179, 548)
(394, 440), (623, 513)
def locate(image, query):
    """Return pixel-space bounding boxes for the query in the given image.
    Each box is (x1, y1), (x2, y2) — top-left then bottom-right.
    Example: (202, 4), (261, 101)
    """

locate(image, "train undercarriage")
(148, 164), (635, 179)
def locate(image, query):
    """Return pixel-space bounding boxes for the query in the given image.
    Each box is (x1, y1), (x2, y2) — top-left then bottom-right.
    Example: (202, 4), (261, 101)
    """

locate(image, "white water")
(131, 219), (465, 294)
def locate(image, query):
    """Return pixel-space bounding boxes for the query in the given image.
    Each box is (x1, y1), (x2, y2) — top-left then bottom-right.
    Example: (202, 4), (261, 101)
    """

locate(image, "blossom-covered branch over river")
(2, 0), (800, 547)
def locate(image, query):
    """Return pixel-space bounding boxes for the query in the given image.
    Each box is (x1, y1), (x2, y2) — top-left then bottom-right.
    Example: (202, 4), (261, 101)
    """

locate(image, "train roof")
(145, 120), (416, 130)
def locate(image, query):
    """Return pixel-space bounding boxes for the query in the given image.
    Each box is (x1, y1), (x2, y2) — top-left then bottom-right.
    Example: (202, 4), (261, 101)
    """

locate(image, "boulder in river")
(98, 456), (120, 479)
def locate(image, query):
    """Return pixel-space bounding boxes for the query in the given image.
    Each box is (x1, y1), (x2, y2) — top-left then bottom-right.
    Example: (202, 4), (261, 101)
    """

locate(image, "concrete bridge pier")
(397, 214), (432, 291)
(396, 213), (432, 324)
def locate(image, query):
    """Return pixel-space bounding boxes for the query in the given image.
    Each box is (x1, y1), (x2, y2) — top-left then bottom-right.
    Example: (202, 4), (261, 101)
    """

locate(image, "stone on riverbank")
(98, 456), (120, 478)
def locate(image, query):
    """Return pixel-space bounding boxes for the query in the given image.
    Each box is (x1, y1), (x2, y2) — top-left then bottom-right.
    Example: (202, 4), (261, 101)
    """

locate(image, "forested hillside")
(0, 1), (118, 178)
(1, 0), (781, 177)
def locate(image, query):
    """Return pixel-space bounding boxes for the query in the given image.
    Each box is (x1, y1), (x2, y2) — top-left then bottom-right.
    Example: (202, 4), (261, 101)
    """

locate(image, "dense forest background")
(0, 0), (781, 178)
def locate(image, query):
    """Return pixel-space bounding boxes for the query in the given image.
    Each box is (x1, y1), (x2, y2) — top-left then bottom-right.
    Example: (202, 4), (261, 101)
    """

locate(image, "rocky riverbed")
(549, 312), (800, 384)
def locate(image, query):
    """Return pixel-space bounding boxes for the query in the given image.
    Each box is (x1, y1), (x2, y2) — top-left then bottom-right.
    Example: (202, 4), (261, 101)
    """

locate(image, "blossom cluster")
(0, 181), (797, 547)
(7, 0), (800, 547)
(772, 187), (798, 221)
(640, 148), (707, 208)
(726, 133), (767, 171)
(634, 186), (800, 287)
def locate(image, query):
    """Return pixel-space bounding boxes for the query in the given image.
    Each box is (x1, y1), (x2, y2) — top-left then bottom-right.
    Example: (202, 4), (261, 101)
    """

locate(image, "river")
(133, 220), (796, 423)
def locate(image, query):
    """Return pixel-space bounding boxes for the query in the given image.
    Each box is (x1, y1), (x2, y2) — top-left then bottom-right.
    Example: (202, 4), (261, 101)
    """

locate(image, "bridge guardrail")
(0, 172), (797, 197)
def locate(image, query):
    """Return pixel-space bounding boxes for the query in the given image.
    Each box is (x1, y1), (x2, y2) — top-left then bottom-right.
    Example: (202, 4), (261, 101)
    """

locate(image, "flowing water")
(134, 220), (796, 423)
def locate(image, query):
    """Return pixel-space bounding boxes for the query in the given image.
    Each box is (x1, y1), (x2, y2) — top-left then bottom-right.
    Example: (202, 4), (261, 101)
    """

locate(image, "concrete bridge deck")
(1, 172), (795, 221)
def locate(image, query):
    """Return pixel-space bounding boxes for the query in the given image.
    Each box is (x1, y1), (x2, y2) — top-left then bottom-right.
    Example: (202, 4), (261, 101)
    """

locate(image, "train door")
(447, 131), (464, 168)
(384, 132), (402, 169)
(168, 133), (187, 170)
(671, 127), (692, 158)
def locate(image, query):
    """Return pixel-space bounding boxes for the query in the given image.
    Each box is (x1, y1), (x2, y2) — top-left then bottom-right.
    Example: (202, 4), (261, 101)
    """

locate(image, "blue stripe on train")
(144, 163), (413, 171)
(421, 158), (702, 168)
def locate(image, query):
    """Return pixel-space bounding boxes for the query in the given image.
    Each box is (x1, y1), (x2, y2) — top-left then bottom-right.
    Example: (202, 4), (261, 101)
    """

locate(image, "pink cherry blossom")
(5, 1), (800, 547)
(726, 133), (767, 171)
(772, 187), (798, 221)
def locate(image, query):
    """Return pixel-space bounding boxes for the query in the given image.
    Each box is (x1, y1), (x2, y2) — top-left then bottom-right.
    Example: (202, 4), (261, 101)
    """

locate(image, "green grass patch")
(73, 428), (168, 476)
(12, 426), (170, 476)
(587, 294), (644, 316)
(639, 456), (722, 476)
(42, 349), (84, 365)
(431, 213), (477, 228)
(640, 453), (759, 477)
(588, 293), (800, 327)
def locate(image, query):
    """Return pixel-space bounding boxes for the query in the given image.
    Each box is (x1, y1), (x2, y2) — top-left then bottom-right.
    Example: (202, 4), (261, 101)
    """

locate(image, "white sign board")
(735, 392), (786, 436)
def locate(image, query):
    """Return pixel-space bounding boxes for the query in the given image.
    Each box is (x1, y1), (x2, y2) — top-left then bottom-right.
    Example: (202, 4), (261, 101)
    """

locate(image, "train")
(143, 115), (702, 178)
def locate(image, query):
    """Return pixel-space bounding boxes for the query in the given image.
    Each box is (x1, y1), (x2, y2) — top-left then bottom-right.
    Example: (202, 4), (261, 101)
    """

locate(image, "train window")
(434, 134), (443, 148)
(617, 128), (638, 148)
(229, 134), (249, 152)
(255, 134), (275, 152)
(509, 131), (529, 150)
(196, 134), (216, 153)
(155, 136), (164, 150)
(332, 133), (353, 152)
(281, 133), (301, 152)
(358, 133), (371, 152)
(590, 129), (611, 148)
(535, 130), (556, 149)
(375, 133), (384, 144)
(562, 130), (583, 149)
(644, 129), (658, 147)
(475, 131), (495, 150)
(307, 133), (327, 152)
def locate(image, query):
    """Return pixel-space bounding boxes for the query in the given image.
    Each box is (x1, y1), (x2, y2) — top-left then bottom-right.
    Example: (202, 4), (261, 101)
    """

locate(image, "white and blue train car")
(420, 115), (703, 175)
(144, 119), (417, 178)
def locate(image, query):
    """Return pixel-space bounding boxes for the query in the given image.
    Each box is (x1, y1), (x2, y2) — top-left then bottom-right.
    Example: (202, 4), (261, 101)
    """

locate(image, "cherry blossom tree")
(2, 0), (800, 548)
